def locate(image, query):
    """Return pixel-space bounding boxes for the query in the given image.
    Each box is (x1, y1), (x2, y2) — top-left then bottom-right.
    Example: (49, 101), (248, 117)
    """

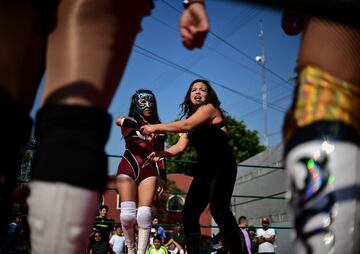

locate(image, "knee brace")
(137, 206), (152, 229)
(284, 66), (360, 253)
(120, 201), (137, 251)
(31, 105), (111, 192)
(0, 97), (32, 237)
(120, 201), (137, 229)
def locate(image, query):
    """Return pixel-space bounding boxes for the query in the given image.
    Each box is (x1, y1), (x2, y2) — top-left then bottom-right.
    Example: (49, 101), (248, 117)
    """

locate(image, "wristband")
(183, 0), (204, 9)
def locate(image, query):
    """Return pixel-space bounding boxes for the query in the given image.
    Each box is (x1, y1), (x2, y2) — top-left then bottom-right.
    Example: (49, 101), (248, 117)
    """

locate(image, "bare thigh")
(117, 176), (137, 202)
(138, 176), (157, 207)
(42, 0), (151, 109)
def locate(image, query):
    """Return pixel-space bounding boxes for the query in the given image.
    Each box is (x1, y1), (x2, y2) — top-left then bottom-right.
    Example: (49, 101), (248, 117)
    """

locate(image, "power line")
(134, 45), (286, 112)
(150, 9), (292, 102)
(148, 1), (291, 113)
(209, 32), (293, 88)
(228, 80), (292, 119)
(149, 4), (264, 92)
(160, 0), (294, 89)
(209, 46), (291, 92)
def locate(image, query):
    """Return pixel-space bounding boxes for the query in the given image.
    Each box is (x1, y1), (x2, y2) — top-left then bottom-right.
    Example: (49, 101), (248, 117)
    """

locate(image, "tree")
(165, 115), (265, 175)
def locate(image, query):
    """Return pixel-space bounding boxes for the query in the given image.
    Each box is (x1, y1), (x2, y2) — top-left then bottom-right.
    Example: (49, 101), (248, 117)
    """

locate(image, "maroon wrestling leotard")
(117, 126), (166, 185)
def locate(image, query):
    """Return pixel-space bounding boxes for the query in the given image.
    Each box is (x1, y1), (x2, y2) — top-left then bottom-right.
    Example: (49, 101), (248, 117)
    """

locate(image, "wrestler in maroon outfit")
(117, 127), (166, 185)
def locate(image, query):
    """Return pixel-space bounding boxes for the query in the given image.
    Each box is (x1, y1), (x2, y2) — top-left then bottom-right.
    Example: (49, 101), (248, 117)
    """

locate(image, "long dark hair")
(179, 79), (223, 119)
(128, 89), (161, 125)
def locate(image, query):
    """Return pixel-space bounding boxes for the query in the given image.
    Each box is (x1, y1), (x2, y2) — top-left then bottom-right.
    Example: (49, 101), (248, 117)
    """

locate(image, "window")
(116, 194), (121, 210)
(166, 195), (185, 212)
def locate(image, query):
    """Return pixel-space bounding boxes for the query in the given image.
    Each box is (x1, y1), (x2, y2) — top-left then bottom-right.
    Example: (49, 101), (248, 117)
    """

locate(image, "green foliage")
(165, 133), (197, 176)
(165, 114), (265, 175)
(226, 115), (266, 162)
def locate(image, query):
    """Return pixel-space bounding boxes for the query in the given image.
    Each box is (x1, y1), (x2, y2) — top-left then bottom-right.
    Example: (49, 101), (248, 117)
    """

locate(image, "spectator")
(248, 226), (258, 254)
(149, 228), (158, 247)
(256, 217), (276, 254)
(88, 231), (111, 254)
(109, 224), (125, 254)
(165, 238), (185, 254)
(147, 235), (168, 254)
(94, 205), (115, 244)
(4, 215), (21, 251)
(172, 224), (185, 248)
(152, 217), (167, 243)
(238, 216), (252, 254)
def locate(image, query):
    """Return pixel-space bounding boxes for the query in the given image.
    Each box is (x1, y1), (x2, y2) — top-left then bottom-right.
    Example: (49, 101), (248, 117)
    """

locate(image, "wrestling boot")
(27, 105), (111, 254)
(286, 135), (360, 253)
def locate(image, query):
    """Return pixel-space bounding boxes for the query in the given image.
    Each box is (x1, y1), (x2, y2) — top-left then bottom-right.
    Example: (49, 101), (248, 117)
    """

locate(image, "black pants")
(182, 160), (240, 254)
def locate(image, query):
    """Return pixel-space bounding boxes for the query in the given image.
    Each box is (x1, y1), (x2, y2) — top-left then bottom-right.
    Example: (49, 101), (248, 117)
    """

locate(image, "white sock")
(136, 206), (152, 254)
(27, 181), (99, 254)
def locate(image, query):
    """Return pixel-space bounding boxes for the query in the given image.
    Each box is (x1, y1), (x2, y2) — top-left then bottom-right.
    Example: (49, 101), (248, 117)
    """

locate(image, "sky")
(31, 0), (301, 175)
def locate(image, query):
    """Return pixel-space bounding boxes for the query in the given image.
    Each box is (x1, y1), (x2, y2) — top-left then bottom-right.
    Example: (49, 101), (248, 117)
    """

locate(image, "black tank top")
(187, 121), (235, 163)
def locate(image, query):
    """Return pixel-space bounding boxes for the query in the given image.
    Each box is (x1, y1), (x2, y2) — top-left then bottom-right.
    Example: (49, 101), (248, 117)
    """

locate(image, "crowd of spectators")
(0, 206), (277, 254)
(87, 208), (186, 254)
(236, 215), (276, 254)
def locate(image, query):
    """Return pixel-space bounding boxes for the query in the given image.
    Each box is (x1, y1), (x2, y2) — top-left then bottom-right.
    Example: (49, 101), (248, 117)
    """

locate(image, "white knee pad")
(286, 140), (360, 254)
(120, 201), (137, 253)
(120, 201), (137, 229)
(137, 206), (152, 229)
(27, 181), (99, 254)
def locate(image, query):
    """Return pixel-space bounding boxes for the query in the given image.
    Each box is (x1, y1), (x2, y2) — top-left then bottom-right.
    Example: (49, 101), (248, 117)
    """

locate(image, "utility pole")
(256, 19), (268, 147)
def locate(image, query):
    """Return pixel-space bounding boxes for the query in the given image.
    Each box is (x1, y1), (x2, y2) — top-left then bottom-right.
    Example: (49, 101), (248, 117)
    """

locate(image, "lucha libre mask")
(136, 91), (154, 114)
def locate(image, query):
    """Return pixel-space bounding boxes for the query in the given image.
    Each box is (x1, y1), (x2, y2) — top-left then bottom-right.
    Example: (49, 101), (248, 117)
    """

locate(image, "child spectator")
(152, 216), (166, 243)
(147, 235), (168, 254)
(109, 224), (125, 254)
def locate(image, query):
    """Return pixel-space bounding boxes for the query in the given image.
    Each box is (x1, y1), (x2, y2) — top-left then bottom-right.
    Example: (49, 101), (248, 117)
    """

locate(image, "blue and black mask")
(136, 91), (154, 115)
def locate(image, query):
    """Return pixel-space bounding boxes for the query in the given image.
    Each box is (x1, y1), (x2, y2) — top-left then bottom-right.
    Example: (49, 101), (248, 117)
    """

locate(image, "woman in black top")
(141, 79), (241, 254)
